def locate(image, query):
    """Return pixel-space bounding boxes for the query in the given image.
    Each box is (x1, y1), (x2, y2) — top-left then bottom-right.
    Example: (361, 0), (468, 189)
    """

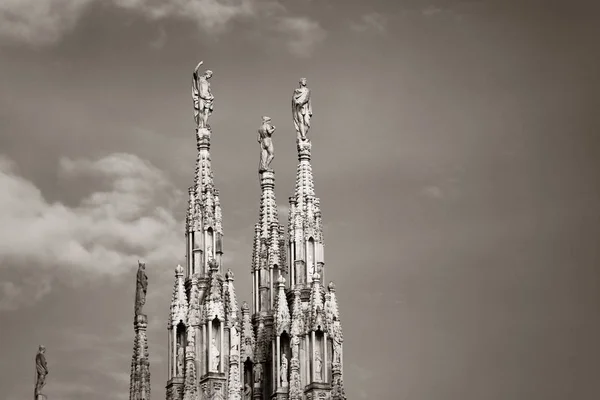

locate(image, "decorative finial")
(277, 274), (286, 287)
(312, 272), (320, 282)
(292, 77), (313, 143)
(192, 60), (214, 137)
(258, 116), (276, 172)
(175, 264), (184, 276)
(328, 281), (336, 292)
(241, 301), (249, 312)
(208, 258), (219, 272)
(226, 268), (235, 281)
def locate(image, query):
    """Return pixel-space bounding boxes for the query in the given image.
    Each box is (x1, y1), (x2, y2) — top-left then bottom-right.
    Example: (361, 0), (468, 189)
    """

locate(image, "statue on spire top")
(292, 77), (313, 142)
(258, 116), (276, 172)
(192, 60), (214, 133)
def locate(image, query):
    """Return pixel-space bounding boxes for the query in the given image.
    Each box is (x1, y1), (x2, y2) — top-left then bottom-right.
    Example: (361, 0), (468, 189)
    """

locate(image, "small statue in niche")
(291, 336), (299, 359)
(314, 350), (323, 381)
(176, 346), (184, 376)
(244, 383), (252, 400)
(244, 338), (253, 360)
(211, 337), (220, 372)
(34, 345), (48, 398)
(280, 354), (288, 387)
(253, 363), (263, 384)
(230, 325), (240, 353)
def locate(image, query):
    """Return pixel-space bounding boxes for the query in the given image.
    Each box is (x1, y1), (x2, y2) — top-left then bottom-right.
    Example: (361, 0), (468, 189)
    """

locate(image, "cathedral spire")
(252, 116), (285, 316)
(289, 77), (324, 289)
(130, 262), (151, 400)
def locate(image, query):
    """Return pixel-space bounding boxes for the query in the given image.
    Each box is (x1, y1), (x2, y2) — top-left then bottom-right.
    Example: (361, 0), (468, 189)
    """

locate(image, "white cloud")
(0, 0), (257, 46)
(0, 276), (51, 311)
(0, 0), (326, 57)
(0, 153), (183, 279)
(350, 12), (387, 34)
(0, 0), (94, 46)
(275, 16), (327, 58)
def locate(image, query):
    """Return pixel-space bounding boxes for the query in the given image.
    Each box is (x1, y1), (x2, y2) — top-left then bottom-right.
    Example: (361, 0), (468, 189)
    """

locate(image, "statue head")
(299, 77), (307, 86)
(138, 261), (146, 270)
(205, 70), (213, 79)
(38, 345), (45, 353)
(262, 116), (271, 124)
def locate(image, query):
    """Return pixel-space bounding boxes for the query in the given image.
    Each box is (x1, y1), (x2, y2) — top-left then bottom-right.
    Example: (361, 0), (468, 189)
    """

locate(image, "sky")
(1, 0), (600, 399)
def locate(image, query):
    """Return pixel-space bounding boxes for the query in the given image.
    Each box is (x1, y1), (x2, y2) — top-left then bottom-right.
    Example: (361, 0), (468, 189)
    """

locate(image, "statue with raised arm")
(258, 116), (276, 172)
(134, 261), (148, 316)
(192, 60), (214, 131)
(292, 77), (312, 142)
(34, 345), (48, 399)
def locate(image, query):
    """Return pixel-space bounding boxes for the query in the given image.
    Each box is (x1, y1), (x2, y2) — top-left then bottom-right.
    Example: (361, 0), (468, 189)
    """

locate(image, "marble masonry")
(128, 62), (347, 400)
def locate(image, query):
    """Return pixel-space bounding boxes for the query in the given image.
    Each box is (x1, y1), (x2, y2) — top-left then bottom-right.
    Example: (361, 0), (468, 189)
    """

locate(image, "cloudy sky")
(1, 0), (600, 399)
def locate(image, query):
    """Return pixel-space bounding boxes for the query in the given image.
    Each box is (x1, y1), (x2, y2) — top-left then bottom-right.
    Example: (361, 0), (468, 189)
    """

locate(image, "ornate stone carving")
(210, 338), (220, 372)
(35, 345), (48, 399)
(253, 363), (263, 385)
(292, 78), (313, 142)
(244, 383), (252, 400)
(177, 346), (185, 377)
(192, 61), (214, 132)
(135, 261), (148, 316)
(258, 116), (276, 172)
(280, 354), (288, 387)
(314, 350), (323, 382)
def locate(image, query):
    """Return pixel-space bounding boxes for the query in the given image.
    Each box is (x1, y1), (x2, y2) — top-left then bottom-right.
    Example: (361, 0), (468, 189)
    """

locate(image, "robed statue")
(192, 60), (214, 131)
(292, 77), (312, 141)
(211, 337), (220, 372)
(280, 354), (288, 386)
(134, 261), (148, 316)
(258, 116), (276, 172)
(34, 345), (48, 399)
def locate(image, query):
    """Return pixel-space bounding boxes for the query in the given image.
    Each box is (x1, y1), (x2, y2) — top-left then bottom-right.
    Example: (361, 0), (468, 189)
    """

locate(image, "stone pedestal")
(272, 387), (289, 400)
(130, 314), (151, 400)
(304, 382), (331, 400)
(166, 377), (184, 400)
(199, 373), (227, 400)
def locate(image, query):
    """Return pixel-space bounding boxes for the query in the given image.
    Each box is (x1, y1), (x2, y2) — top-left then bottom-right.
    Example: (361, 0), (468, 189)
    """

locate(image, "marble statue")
(211, 337), (220, 372)
(192, 60), (214, 131)
(253, 363), (263, 384)
(314, 350), (322, 381)
(244, 383), (252, 400)
(291, 336), (299, 359)
(176, 346), (184, 376)
(230, 325), (240, 352)
(292, 77), (313, 141)
(134, 261), (148, 316)
(257, 116), (276, 172)
(280, 354), (288, 386)
(332, 325), (342, 364)
(35, 345), (48, 399)
(244, 338), (253, 360)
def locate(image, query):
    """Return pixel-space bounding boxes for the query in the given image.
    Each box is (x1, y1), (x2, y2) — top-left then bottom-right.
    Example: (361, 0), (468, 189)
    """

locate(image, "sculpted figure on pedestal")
(292, 77), (313, 142)
(135, 261), (148, 316)
(177, 346), (185, 376)
(314, 350), (323, 381)
(253, 363), (263, 384)
(192, 60), (214, 131)
(244, 383), (252, 400)
(230, 325), (240, 353)
(291, 336), (299, 359)
(280, 354), (288, 386)
(35, 345), (48, 399)
(211, 338), (220, 372)
(257, 116), (276, 172)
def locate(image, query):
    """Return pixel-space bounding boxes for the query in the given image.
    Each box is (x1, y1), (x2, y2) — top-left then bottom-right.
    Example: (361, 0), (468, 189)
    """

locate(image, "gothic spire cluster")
(148, 64), (346, 400)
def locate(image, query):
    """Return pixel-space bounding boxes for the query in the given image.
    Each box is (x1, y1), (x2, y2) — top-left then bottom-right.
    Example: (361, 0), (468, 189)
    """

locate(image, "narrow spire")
(253, 116), (284, 315)
(130, 263), (151, 400)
